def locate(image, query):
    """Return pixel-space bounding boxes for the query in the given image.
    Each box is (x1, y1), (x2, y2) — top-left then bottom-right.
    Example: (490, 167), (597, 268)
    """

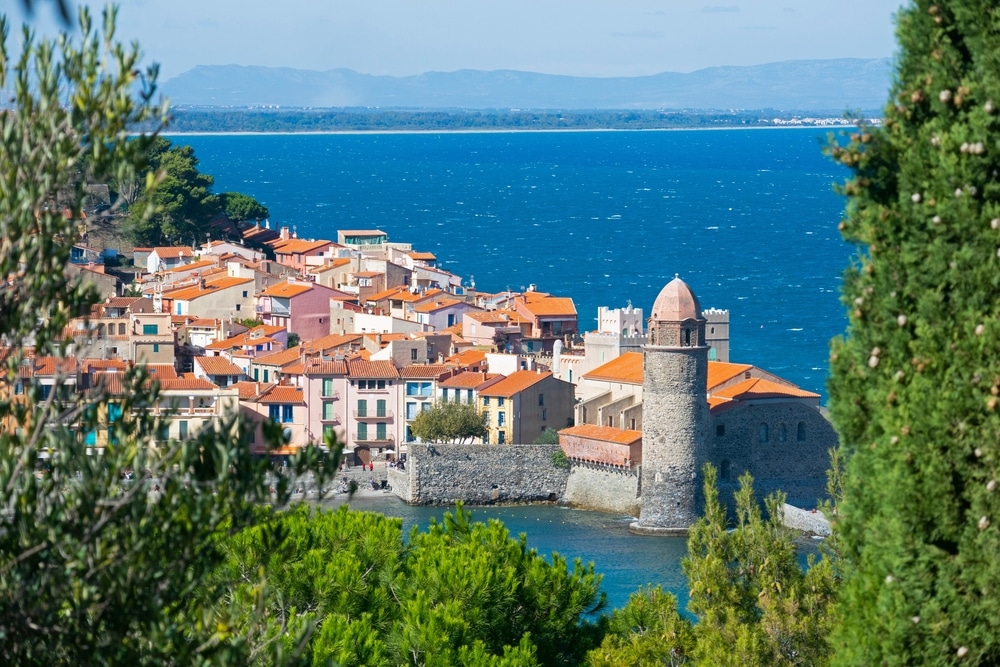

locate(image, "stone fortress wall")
(561, 462), (640, 515)
(392, 443), (570, 506)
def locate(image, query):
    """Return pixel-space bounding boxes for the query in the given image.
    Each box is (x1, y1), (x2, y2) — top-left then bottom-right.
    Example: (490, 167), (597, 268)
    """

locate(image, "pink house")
(413, 297), (480, 331)
(302, 359), (349, 450)
(271, 237), (338, 274)
(240, 384), (309, 453)
(256, 278), (342, 340)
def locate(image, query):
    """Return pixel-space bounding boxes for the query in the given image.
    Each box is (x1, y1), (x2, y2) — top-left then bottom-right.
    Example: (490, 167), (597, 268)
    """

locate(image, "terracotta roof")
(311, 257), (352, 271)
(104, 297), (143, 309)
(147, 364), (178, 379)
(303, 359), (349, 376)
(303, 332), (364, 352)
(465, 311), (511, 324)
(151, 246), (195, 259)
(83, 359), (128, 372)
(232, 381), (263, 400)
(408, 251), (437, 261)
(413, 298), (464, 314)
(352, 270), (382, 278)
(363, 332), (409, 347)
(32, 357), (78, 376)
(162, 258), (215, 274)
(261, 280), (314, 298)
(258, 385), (305, 405)
(188, 318), (220, 328)
(399, 364), (450, 379)
(195, 356), (245, 376)
(254, 348), (303, 368)
(158, 377), (219, 391)
(205, 325), (286, 350)
(651, 276), (702, 322)
(711, 377), (820, 401)
(707, 362), (754, 391)
(167, 276), (253, 301)
(438, 371), (502, 389)
(368, 285), (410, 302)
(447, 349), (487, 366)
(91, 371), (126, 395)
(273, 238), (333, 254)
(518, 295), (577, 317)
(347, 359), (400, 379)
(283, 362), (306, 375)
(583, 352), (644, 385)
(559, 424), (642, 445)
(480, 370), (551, 397)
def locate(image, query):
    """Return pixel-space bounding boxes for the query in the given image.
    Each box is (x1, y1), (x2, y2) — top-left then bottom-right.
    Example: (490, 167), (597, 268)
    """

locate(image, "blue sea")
(179, 128), (852, 399)
(179, 128), (848, 613)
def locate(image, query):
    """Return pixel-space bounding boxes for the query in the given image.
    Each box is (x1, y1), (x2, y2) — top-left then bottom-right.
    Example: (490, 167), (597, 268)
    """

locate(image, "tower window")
(716, 424), (725, 437)
(720, 459), (731, 480)
(759, 424), (769, 444)
(797, 422), (807, 441)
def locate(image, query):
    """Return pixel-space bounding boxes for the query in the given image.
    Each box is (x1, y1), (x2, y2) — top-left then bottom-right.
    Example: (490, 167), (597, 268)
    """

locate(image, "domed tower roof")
(651, 275), (703, 322)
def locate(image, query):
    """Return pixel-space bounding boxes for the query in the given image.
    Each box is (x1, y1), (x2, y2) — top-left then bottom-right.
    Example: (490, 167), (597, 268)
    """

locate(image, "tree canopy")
(220, 190), (270, 222)
(826, 1), (1000, 664)
(0, 9), (333, 663)
(410, 400), (489, 443)
(210, 503), (606, 666)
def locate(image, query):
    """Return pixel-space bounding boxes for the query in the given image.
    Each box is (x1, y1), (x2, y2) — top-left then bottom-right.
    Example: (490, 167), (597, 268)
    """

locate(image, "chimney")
(199, 278), (206, 289)
(280, 226), (290, 241)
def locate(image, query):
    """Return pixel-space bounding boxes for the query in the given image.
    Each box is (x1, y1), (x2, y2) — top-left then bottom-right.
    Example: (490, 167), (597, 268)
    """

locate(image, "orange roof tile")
(303, 360), (348, 376)
(232, 381), (263, 400)
(583, 352), (644, 385)
(559, 424), (642, 445)
(465, 311), (510, 324)
(408, 251), (437, 261)
(259, 385), (305, 404)
(303, 332), (363, 352)
(518, 295), (577, 317)
(272, 238), (333, 254)
(195, 356), (245, 376)
(167, 276), (253, 301)
(399, 364), (450, 379)
(413, 298), (464, 314)
(438, 371), (502, 389)
(447, 349), (487, 366)
(711, 377), (820, 401)
(255, 348), (303, 367)
(480, 370), (551, 397)
(162, 258), (216, 274)
(151, 246), (196, 259)
(707, 362), (754, 391)
(347, 359), (400, 379)
(261, 280), (314, 298)
(368, 285), (410, 302)
(158, 377), (219, 391)
(147, 364), (178, 379)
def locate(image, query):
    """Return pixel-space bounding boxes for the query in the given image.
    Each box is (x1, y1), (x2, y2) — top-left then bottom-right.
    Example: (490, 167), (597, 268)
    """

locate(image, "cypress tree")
(828, 1), (1000, 664)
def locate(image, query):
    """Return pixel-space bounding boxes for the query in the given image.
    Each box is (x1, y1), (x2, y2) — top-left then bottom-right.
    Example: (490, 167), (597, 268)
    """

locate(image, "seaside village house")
(479, 370), (575, 445)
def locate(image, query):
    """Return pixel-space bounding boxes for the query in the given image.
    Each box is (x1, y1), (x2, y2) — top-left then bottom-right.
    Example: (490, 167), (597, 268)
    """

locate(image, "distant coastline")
(157, 108), (880, 135)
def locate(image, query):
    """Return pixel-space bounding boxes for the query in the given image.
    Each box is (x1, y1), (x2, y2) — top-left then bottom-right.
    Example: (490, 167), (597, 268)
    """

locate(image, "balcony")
(320, 413), (342, 425)
(353, 409), (393, 420)
(320, 390), (341, 400)
(355, 435), (395, 445)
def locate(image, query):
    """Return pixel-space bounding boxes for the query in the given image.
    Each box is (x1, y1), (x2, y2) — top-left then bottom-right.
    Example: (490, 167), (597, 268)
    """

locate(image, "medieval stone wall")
(396, 443), (569, 506)
(562, 462), (640, 515)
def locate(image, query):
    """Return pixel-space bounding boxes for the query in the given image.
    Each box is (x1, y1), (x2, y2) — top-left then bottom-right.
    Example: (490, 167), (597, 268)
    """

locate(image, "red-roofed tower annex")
(634, 276), (711, 534)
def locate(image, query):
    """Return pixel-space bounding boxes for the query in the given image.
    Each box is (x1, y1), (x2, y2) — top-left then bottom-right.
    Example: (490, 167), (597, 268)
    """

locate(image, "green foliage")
(126, 137), (222, 245)
(550, 449), (570, 469)
(212, 503), (606, 666)
(0, 9), (334, 663)
(682, 466), (836, 667)
(411, 400), (488, 443)
(237, 317), (265, 328)
(586, 586), (695, 667)
(286, 332), (300, 348)
(826, 1), (1000, 664)
(220, 191), (270, 222)
(534, 428), (561, 445)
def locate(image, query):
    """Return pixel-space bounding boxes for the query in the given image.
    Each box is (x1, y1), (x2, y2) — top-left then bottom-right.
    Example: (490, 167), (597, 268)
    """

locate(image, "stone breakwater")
(391, 444), (569, 506)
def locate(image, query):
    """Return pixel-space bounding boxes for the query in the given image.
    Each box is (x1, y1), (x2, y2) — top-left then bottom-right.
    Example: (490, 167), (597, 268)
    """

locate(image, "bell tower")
(633, 275), (710, 534)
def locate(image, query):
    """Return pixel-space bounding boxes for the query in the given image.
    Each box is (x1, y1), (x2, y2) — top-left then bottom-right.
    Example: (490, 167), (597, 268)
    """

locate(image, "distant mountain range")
(160, 58), (892, 112)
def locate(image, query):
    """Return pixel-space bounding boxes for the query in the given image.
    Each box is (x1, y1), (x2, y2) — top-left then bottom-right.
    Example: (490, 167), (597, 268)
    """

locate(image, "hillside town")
(43, 223), (830, 474)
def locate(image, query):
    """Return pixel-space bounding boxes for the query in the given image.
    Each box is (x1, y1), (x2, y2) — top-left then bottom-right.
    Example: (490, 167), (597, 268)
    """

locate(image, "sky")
(10, 0), (906, 82)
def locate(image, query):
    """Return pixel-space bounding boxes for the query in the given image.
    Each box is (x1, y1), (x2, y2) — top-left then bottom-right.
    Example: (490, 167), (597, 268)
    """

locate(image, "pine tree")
(827, 1), (1000, 664)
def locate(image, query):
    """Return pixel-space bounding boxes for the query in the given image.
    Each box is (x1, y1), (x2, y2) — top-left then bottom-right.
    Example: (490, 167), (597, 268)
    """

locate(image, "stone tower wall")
(638, 345), (710, 530)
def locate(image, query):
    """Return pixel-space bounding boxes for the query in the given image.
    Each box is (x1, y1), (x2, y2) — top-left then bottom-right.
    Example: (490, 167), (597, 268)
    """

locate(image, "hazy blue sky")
(12, 0), (906, 81)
